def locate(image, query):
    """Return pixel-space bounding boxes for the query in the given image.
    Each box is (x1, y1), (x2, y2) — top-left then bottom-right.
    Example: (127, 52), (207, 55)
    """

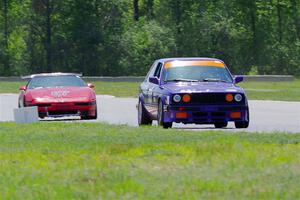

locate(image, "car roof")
(21, 72), (82, 80)
(156, 57), (225, 63)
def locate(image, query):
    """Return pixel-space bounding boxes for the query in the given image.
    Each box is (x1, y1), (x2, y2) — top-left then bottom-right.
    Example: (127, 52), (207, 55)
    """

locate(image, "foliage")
(0, 0), (300, 76)
(119, 20), (176, 76)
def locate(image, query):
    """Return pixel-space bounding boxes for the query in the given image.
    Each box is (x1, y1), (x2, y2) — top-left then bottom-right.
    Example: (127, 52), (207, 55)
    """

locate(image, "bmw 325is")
(138, 58), (249, 129)
(18, 73), (97, 120)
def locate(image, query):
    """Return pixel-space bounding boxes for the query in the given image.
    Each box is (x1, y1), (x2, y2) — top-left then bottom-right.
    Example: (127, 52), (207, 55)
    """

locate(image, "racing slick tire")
(138, 100), (152, 126)
(235, 121), (249, 128)
(158, 100), (172, 129)
(81, 108), (97, 120)
(214, 122), (228, 128)
(235, 108), (250, 128)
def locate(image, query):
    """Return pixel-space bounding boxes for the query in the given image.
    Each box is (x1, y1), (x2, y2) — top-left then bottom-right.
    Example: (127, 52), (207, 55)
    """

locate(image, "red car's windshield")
(163, 66), (233, 83)
(27, 75), (86, 89)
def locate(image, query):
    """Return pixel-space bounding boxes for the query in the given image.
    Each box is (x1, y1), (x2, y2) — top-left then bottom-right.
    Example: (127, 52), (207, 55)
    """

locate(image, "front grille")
(192, 111), (227, 122)
(211, 112), (226, 117)
(36, 104), (51, 107)
(48, 110), (78, 115)
(172, 93), (245, 105)
(193, 112), (208, 117)
(74, 101), (96, 106)
(219, 106), (247, 111)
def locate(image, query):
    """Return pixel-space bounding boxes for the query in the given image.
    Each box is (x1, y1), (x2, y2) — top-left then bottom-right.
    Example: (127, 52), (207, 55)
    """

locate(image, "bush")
(119, 20), (176, 76)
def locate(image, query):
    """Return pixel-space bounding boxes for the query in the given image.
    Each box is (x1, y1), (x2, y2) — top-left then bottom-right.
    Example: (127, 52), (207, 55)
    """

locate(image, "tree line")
(0, 0), (300, 76)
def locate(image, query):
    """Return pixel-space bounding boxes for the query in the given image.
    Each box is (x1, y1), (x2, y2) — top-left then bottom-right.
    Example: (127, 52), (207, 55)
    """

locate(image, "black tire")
(235, 121), (249, 128)
(39, 115), (46, 119)
(94, 107), (98, 119)
(235, 108), (250, 128)
(138, 101), (152, 126)
(81, 108), (97, 120)
(18, 99), (24, 108)
(214, 122), (228, 128)
(157, 100), (172, 129)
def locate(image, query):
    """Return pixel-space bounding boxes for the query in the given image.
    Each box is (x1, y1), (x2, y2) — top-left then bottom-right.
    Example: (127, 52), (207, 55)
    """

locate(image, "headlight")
(234, 94), (243, 102)
(173, 94), (181, 102)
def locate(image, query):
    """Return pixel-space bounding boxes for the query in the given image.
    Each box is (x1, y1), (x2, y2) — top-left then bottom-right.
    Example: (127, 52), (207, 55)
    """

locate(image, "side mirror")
(149, 77), (159, 85)
(87, 83), (95, 88)
(234, 76), (243, 84)
(19, 86), (27, 91)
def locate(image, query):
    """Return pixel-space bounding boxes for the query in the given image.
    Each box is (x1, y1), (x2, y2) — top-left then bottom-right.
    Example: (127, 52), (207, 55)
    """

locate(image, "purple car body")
(138, 58), (249, 129)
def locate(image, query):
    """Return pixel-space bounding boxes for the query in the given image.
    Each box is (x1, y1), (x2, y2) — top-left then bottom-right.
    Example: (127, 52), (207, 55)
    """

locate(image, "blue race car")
(138, 58), (249, 129)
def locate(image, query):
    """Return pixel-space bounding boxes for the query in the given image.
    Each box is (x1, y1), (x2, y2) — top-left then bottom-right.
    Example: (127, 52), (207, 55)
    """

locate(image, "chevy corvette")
(18, 73), (97, 120)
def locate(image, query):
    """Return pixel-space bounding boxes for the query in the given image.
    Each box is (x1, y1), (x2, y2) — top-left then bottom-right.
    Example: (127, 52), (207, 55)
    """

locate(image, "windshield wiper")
(201, 78), (230, 83)
(166, 78), (199, 82)
(32, 87), (44, 89)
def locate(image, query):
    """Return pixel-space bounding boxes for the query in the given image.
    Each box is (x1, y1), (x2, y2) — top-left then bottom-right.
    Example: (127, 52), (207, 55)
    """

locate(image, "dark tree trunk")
(290, 0), (300, 39)
(277, 0), (283, 43)
(3, 0), (8, 48)
(145, 0), (154, 18)
(3, 0), (9, 74)
(28, 23), (35, 73)
(133, 0), (139, 21)
(249, 2), (258, 66)
(173, 0), (182, 56)
(174, 0), (181, 34)
(45, 0), (52, 72)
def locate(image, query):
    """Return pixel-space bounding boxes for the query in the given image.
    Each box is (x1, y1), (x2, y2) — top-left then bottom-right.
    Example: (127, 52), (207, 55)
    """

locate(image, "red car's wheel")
(81, 108), (97, 120)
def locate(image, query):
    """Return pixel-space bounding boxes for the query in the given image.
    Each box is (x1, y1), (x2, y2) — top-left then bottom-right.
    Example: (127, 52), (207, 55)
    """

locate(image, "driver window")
(145, 61), (157, 82)
(153, 62), (162, 78)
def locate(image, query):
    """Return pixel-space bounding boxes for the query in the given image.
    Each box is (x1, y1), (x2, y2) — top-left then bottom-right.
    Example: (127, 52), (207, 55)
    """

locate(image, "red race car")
(18, 73), (97, 120)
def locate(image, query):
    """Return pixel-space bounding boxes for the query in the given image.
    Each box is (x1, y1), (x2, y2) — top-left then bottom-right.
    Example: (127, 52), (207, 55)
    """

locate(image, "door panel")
(150, 62), (163, 117)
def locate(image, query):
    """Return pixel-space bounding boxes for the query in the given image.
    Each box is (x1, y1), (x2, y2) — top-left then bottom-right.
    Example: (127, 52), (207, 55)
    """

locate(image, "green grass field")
(239, 80), (300, 101)
(0, 80), (299, 101)
(0, 122), (299, 199)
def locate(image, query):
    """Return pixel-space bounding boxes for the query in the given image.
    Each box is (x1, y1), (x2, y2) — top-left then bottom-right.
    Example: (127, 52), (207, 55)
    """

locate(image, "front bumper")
(163, 104), (249, 124)
(26, 102), (97, 118)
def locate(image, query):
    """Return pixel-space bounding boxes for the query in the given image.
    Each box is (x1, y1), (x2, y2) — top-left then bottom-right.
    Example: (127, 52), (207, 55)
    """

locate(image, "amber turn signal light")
(226, 94), (233, 102)
(230, 112), (241, 119)
(182, 94), (191, 103)
(176, 112), (188, 119)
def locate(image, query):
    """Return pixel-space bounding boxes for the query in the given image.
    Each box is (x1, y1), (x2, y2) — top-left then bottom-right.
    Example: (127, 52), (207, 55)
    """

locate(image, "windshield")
(27, 75), (86, 89)
(163, 66), (233, 83)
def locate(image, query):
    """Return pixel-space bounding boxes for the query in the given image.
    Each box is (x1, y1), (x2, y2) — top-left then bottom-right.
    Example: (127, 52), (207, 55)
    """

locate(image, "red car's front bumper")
(26, 101), (97, 118)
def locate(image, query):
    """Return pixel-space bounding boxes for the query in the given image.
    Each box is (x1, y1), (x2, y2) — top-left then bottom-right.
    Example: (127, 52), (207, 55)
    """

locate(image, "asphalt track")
(0, 94), (299, 133)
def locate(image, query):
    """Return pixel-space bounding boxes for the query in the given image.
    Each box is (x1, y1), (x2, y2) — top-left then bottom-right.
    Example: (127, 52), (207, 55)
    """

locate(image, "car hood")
(25, 87), (96, 103)
(162, 82), (245, 94)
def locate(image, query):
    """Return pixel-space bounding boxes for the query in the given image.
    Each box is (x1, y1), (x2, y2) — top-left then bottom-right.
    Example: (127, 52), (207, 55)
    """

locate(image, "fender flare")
(138, 93), (145, 104)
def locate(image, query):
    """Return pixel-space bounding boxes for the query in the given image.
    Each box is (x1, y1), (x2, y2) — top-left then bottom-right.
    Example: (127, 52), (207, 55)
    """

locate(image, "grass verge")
(0, 122), (299, 199)
(0, 80), (299, 101)
(239, 80), (300, 101)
